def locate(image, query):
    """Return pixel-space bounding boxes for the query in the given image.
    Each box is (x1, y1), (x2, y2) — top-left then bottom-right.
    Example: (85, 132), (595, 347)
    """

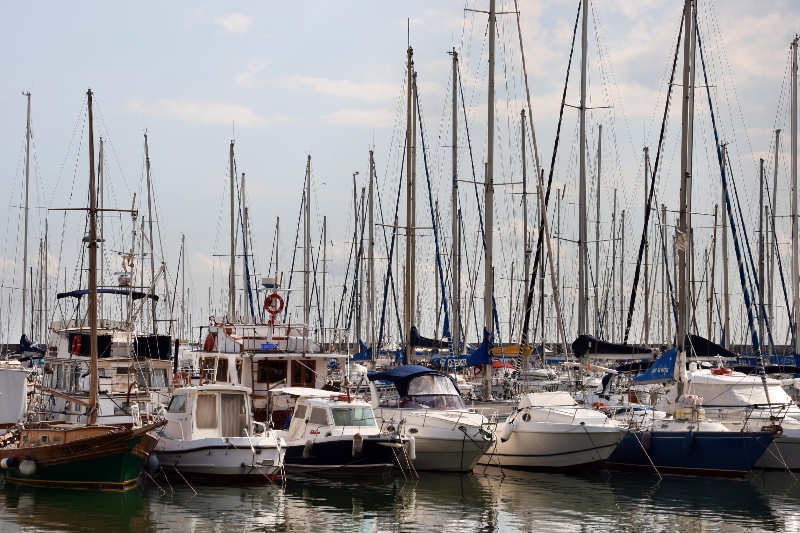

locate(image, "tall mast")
(241, 172), (249, 321)
(404, 45), (414, 364)
(644, 146), (650, 345)
(677, 0), (694, 394)
(759, 159), (766, 349)
(322, 216), (327, 346)
(181, 234), (186, 339)
(304, 155), (311, 339)
(792, 36), (799, 356)
(721, 144), (730, 347)
(98, 137), (104, 318)
(411, 71), (418, 336)
(594, 125), (602, 337)
(484, 0), (496, 398)
(709, 205), (718, 340)
(611, 189), (617, 342)
(87, 89), (99, 424)
(21, 91), (31, 337)
(368, 151), (375, 355)
(577, 0), (589, 336)
(228, 140), (236, 320)
(520, 109), (530, 351)
(144, 133), (158, 333)
(769, 129), (781, 356)
(620, 210), (625, 345)
(450, 48), (461, 356)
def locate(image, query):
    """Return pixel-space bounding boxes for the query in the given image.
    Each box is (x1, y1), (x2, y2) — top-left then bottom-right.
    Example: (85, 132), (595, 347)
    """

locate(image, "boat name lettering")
(62, 442), (91, 455)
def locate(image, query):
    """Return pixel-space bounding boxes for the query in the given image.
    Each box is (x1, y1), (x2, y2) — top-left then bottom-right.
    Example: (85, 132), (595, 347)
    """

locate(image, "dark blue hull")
(283, 436), (403, 477)
(605, 430), (774, 477)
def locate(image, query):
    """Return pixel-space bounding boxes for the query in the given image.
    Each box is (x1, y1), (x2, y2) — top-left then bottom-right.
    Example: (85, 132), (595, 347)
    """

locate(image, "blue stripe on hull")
(605, 431), (774, 477)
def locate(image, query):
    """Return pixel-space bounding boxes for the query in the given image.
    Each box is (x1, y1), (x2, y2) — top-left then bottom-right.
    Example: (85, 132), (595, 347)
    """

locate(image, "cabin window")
(236, 360), (243, 383)
(41, 435), (49, 443)
(137, 370), (151, 388)
(257, 361), (287, 384)
(200, 357), (217, 381)
(216, 358), (229, 383)
(55, 365), (65, 389)
(116, 367), (130, 375)
(291, 360), (316, 387)
(152, 368), (168, 389)
(332, 407), (375, 427)
(294, 404), (307, 420)
(404, 375), (466, 410)
(65, 402), (72, 412)
(308, 407), (329, 426)
(220, 393), (247, 437)
(168, 395), (187, 413)
(196, 394), (218, 429)
(98, 368), (107, 378)
(53, 436), (61, 443)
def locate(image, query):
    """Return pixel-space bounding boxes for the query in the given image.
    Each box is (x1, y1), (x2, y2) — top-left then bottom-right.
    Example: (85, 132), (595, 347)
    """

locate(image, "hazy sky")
(2, 1), (800, 346)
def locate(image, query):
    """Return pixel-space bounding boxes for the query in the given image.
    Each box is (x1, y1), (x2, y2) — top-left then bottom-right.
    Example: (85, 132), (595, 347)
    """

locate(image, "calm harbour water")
(1, 468), (800, 532)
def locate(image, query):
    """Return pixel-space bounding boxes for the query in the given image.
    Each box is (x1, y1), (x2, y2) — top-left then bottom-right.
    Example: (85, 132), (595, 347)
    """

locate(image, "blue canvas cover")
(367, 364), (457, 397)
(352, 340), (372, 361)
(633, 348), (679, 384)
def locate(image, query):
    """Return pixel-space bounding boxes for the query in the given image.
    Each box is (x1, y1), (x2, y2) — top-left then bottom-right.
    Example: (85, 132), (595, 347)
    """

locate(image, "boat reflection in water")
(1, 470), (799, 532)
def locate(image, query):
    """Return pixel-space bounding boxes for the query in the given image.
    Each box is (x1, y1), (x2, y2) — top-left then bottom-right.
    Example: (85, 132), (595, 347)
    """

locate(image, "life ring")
(203, 333), (215, 352)
(711, 368), (732, 375)
(592, 402), (607, 410)
(173, 371), (190, 386)
(264, 293), (285, 315)
(474, 364), (483, 376)
(71, 336), (82, 355)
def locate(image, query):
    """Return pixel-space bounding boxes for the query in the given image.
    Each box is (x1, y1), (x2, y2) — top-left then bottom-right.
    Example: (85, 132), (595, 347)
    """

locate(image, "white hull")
(156, 436), (284, 481)
(374, 408), (494, 472)
(478, 422), (624, 469)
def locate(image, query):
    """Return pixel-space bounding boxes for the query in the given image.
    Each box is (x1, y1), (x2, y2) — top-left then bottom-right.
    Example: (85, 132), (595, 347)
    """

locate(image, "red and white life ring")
(264, 293), (285, 315)
(71, 335), (82, 355)
(203, 333), (215, 352)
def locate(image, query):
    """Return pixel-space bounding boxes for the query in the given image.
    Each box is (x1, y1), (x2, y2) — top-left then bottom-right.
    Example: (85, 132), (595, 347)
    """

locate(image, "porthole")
(521, 413), (531, 422)
(386, 425), (396, 432)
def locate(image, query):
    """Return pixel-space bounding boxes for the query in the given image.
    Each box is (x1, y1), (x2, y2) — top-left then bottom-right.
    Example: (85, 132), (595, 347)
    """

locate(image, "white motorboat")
(367, 365), (495, 472)
(274, 388), (406, 476)
(478, 391), (626, 470)
(155, 384), (285, 483)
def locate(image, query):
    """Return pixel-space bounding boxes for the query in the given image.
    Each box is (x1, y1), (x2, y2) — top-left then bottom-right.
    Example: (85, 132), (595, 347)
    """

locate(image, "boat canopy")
(571, 335), (654, 360)
(518, 391), (577, 408)
(368, 365), (458, 397)
(57, 288), (158, 301)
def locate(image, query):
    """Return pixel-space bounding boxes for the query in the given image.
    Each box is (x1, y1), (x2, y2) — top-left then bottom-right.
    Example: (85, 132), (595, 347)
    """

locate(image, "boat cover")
(368, 365), (457, 397)
(633, 348), (679, 384)
(429, 328), (492, 370)
(410, 326), (448, 348)
(687, 334), (736, 359)
(571, 335), (654, 359)
(57, 288), (158, 301)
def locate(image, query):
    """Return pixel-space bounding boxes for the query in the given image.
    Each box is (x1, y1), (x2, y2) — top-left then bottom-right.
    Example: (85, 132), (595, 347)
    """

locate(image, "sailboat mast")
(304, 155), (311, 339)
(450, 48), (461, 357)
(405, 45), (414, 365)
(770, 129), (780, 356)
(87, 89), (99, 424)
(369, 151), (375, 355)
(759, 159), (766, 349)
(577, 0), (588, 336)
(520, 109), (530, 351)
(721, 144), (730, 347)
(98, 138), (104, 318)
(484, 0), (496, 398)
(145, 133), (157, 333)
(644, 146), (650, 345)
(322, 216), (327, 346)
(21, 91), (31, 338)
(792, 36), (799, 356)
(677, 0), (695, 394)
(595, 125), (602, 338)
(229, 141), (236, 320)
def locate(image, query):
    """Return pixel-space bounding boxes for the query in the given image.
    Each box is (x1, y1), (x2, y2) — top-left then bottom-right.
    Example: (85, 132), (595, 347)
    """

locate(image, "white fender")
(499, 421), (514, 443)
(302, 440), (314, 459)
(19, 457), (36, 476)
(407, 435), (416, 461)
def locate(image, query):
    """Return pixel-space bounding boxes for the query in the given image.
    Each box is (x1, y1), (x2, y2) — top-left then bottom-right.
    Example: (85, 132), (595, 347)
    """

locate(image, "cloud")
(282, 75), (398, 103)
(319, 109), (395, 128)
(214, 13), (252, 33)
(235, 60), (267, 88)
(126, 98), (269, 128)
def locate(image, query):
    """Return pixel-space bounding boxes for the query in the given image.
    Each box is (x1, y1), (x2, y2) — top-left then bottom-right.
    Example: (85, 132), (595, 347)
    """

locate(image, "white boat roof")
(518, 391), (578, 408)
(174, 384), (252, 394)
(270, 387), (339, 398)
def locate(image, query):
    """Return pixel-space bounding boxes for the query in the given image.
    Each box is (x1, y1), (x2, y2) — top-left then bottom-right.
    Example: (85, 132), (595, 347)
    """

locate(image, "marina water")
(2, 469), (800, 532)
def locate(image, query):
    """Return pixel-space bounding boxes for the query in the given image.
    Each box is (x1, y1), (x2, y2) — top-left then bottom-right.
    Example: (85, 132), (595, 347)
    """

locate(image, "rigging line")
(457, 64), (502, 339)
(696, 13), (772, 404)
(345, 189), (367, 332)
(622, 11), (683, 344)
(415, 76), (452, 343)
(377, 141), (407, 350)
(333, 189), (355, 332)
(520, 0), (581, 350)
(283, 187), (305, 323)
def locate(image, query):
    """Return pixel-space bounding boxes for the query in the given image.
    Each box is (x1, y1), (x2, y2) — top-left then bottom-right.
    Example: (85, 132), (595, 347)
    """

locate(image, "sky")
(1, 0), (800, 348)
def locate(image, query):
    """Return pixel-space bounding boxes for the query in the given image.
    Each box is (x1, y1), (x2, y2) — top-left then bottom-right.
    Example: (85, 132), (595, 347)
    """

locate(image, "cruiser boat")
(478, 391), (626, 470)
(367, 365), (495, 472)
(155, 384), (285, 483)
(274, 388), (406, 476)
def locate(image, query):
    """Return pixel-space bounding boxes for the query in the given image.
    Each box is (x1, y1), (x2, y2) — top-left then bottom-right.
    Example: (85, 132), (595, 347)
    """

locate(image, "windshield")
(408, 374), (459, 396)
(403, 374), (466, 410)
(331, 407), (376, 427)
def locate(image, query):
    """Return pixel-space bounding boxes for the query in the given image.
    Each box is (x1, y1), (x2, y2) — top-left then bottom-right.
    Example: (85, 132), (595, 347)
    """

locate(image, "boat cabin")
(163, 385), (261, 441)
(277, 389), (379, 442)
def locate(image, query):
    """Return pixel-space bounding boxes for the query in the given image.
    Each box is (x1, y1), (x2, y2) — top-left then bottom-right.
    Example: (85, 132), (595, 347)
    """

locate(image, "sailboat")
(0, 90), (164, 490)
